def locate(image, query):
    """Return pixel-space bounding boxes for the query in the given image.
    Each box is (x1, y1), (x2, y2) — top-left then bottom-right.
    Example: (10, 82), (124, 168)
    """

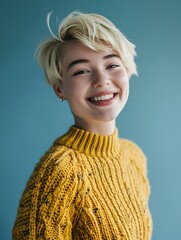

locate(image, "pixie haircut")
(37, 11), (137, 86)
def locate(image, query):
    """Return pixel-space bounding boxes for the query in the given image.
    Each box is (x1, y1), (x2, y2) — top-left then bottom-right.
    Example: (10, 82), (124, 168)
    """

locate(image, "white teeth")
(90, 94), (114, 102)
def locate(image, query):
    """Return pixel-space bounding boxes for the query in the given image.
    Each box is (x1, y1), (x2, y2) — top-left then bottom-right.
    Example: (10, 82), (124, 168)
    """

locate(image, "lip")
(86, 91), (119, 106)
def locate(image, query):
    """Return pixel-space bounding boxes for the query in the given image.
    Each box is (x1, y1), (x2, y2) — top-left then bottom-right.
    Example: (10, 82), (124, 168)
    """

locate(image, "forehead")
(62, 40), (117, 65)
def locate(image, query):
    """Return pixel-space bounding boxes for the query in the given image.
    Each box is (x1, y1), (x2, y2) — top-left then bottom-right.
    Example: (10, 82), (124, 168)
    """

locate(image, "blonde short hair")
(36, 11), (137, 86)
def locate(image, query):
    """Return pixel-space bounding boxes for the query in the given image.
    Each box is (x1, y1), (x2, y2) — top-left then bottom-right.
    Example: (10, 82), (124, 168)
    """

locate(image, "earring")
(60, 95), (65, 102)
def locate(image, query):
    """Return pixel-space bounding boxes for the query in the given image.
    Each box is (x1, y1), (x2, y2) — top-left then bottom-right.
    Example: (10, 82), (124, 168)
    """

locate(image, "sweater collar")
(56, 126), (119, 157)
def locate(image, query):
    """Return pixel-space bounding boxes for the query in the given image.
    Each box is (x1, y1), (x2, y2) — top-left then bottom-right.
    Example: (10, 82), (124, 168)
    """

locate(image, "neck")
(56, 125), (119, 156)
(74, 117), (116, 135)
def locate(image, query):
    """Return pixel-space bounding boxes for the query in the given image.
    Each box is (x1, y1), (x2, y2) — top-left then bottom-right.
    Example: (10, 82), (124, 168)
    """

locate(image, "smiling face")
(55, 40), (129, 134)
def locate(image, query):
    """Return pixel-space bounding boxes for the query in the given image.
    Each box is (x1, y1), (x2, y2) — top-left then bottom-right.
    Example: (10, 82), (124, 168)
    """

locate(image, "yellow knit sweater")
(13, 126), (152, 239)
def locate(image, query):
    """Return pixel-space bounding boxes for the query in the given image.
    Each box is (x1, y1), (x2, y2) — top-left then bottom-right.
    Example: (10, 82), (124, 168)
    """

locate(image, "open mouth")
(88, 93), (118, 102)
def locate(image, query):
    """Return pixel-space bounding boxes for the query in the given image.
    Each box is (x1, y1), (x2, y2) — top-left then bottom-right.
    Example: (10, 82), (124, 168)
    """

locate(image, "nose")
(92, 69), (111, 88)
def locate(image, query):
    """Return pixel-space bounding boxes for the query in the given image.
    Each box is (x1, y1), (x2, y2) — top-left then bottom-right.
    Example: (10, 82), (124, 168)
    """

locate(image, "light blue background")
(1, 0), (181, 239)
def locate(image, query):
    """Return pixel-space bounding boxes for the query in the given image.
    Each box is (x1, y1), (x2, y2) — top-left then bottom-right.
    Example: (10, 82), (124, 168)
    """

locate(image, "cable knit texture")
(12, 126), (152, 239)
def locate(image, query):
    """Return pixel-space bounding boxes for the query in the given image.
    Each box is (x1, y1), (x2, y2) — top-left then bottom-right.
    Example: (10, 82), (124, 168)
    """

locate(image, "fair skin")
(54, 40), (129, 135)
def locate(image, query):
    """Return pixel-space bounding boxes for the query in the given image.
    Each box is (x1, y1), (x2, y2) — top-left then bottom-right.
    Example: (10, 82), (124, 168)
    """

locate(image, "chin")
(96, 112), (120, 122)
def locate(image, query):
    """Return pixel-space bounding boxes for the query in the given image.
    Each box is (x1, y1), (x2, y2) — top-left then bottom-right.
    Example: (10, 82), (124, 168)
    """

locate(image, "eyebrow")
(67, 54), (120, 70)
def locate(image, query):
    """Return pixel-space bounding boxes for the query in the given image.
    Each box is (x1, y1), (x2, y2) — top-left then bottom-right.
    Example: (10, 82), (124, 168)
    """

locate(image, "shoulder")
(118, 138), (147, 173)
(36, 144), (79, 181)
(19, 144), (82, 212)
(25, 144), (80, 199)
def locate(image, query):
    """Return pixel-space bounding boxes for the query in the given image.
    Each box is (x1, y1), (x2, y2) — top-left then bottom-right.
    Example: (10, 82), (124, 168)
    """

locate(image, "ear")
(53, 80), (64, 100)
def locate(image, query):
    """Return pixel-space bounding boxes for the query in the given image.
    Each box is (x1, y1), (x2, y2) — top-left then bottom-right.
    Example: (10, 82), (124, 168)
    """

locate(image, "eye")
(107, 64), (120, 69)
(73, 69), (90, 76)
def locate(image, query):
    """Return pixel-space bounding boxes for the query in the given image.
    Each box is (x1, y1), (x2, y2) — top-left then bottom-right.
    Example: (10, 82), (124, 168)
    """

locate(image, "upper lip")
(87, 91), (119, 99)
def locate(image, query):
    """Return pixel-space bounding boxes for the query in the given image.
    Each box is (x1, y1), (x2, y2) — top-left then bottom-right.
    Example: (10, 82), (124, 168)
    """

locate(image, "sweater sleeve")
(12, 148), (83, 240)
(120, 139), (151, 203)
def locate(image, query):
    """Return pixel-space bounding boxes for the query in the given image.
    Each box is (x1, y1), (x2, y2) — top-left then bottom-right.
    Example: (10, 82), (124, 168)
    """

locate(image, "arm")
(12, 152), (82, 240)
(120, 139), (151, 203)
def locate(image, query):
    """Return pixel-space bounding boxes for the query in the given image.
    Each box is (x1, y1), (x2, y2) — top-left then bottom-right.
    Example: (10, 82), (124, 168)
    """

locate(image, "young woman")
(13, 11), (152, 239)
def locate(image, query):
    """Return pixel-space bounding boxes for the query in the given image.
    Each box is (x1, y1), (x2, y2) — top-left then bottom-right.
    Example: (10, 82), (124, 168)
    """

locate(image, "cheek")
(122, 80), (129, 98)
(115, 71), (129, 89)
(62, 78), (87, 100)
(61, 78), (76, 96)
(123, 79), (129, 92)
